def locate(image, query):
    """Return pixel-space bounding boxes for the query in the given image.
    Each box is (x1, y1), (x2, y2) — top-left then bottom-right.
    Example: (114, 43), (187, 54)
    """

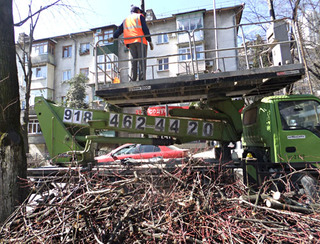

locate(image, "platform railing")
(95, 18), (303, 86)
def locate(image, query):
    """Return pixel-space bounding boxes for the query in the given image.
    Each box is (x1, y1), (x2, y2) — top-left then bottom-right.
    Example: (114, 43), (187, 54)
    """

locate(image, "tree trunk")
(0, 0), (27, 223)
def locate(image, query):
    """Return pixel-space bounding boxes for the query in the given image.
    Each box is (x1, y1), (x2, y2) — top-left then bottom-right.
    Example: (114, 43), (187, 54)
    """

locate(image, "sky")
(13, 0), (243, 40)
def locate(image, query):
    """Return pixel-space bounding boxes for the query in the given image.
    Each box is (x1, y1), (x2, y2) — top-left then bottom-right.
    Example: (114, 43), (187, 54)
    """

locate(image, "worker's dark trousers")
(128, 43), (147, 81)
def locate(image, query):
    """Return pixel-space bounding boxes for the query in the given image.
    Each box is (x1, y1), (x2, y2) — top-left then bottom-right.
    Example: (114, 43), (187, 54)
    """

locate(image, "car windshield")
(113, 145), (136, 156)
(278, 100), (320, 136)
(167, 145), (181, 150)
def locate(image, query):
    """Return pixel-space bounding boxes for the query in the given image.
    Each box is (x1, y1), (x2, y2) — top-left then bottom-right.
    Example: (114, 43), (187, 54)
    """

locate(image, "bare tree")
(15, 0), (62, 154)
(0, 0), (27, 222)
(243, 0), (320, 94)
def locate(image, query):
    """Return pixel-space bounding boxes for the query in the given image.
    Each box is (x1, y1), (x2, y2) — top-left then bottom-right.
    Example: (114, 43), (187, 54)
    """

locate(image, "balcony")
(178, 30), (204, 44)
(31, 53), (55, 66)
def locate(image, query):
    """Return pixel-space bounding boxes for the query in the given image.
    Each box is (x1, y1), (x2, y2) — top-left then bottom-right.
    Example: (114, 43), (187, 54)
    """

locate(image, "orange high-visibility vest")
(123, 13), (148, 46)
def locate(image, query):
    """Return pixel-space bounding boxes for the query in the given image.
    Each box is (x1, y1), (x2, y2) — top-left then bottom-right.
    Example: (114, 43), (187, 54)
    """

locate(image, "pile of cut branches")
(1, 161), (320, 243)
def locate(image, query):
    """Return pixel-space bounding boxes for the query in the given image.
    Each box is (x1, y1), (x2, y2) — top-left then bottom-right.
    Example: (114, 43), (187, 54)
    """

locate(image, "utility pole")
(141, 0), (145, 15)
(267, 0), (276, 21)
(213, 0), (219, 71)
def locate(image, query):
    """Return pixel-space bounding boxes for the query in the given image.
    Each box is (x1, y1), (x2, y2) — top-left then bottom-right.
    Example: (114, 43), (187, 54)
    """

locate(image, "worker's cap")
(130, 5), (142, 13)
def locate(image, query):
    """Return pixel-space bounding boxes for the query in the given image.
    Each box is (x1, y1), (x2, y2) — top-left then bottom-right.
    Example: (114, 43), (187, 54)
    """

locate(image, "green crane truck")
(32, 18), (319, 193)
(34, 93), (320, 189)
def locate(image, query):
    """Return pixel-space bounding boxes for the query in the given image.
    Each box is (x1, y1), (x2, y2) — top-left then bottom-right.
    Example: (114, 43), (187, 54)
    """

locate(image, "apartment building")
(299, 10), (320, 47)
(16, 4), (244, 161)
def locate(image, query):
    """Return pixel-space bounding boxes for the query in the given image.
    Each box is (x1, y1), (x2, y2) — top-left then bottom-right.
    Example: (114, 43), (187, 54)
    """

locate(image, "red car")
(95, 143), (189, 163)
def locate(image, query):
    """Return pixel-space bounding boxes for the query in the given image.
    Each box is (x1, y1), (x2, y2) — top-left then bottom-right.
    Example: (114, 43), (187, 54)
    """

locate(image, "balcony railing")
(31, 53), (55, 65)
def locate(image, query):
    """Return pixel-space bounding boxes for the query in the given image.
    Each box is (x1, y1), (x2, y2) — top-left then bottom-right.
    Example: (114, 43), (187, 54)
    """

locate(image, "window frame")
(62, 70), (71, 81)
(61, 96), (66, 105)
(80, 43), (90, 55)
(177, 13), (204, 32)
(32, 42), (47, 55)
(243, 107), (257, 126)
(139, 145), (157, 153)
(35, 67), (42, 78)
(95, 29), (113, 45)
(28, 119), (42, 135)
(278, 100), (320, 131)
(62, 45), (72, 58)
(178, 44), (204, 61)
(157, 34), (169, 44)
(158, 58), (169, 71)
(80, 68), (89, 77)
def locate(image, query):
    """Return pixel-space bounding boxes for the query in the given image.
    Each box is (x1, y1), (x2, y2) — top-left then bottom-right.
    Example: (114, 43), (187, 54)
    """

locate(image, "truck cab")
(242, 94), (320, 164)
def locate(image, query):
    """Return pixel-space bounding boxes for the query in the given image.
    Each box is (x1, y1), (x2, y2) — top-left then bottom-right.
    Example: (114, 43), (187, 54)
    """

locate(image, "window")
(80, 43), (90, 55)
(28, 119), (41, 134)
(36, 67), (42, 78)
(97, 55), (105, 71)
(61, 96), (66, 105)
(179, 47), (190, 61)
(63, 45), (72, 58)
(21, 101), (26, 110)
(114, 145), (136, 156)
(48, 42), (55, 55)
(80, 68), (89, 77)
(106, 54), (118, 71)
(177, 14), (203, 31)
(97, 54), (118, 71)
(32, 42), (54, 56)
(62, 70), (71, 81)
(243, 107), (257, 126)
(33, 66), (46, 79)
(278, 100), (320, 133)
(195, 45), (204, 59)
(32, 42), (47, 55)
(179, 45), (204, 61)
(140, 145), (159, 153)
(177, 13), (204, 43)
(95, 29), (113, 45)
(157, 34), (168, 44)
(158, 58), (169, 71)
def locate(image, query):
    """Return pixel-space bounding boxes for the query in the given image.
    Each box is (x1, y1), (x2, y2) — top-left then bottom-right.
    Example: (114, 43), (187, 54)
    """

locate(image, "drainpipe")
(71, 35), (77, 77)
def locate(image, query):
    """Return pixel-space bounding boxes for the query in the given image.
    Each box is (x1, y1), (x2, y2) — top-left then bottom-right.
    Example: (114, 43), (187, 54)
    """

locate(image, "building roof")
(148, 4), (244, 26)
(21, 4), (244, 44)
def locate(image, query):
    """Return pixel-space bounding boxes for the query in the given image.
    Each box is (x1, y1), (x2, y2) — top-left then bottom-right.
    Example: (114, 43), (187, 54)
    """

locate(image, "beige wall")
(53, 33), (95, 102)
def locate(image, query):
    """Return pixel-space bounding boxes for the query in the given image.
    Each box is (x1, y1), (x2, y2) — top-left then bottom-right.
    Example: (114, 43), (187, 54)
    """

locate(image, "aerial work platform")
(95, 19), (305, 107)
(96, 63), (304, 107)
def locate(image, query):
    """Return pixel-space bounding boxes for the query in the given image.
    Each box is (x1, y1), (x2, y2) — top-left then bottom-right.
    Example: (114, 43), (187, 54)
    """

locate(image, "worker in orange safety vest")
(108, 5), (154, 81)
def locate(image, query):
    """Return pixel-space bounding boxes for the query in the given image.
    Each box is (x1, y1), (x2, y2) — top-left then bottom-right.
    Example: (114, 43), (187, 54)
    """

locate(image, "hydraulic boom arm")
(34, 96), (242, 164)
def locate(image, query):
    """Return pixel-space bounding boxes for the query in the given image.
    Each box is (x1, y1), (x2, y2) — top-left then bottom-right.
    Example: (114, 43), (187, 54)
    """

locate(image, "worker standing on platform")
(108, 5), (154, 81)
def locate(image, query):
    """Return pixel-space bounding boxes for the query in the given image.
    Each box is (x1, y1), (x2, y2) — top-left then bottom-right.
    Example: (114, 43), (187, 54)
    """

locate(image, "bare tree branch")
(14, 0), (61, 27)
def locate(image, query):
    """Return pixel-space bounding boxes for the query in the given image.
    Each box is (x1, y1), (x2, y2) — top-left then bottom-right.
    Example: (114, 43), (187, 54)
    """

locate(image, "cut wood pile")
(1, 161), (320, 243)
